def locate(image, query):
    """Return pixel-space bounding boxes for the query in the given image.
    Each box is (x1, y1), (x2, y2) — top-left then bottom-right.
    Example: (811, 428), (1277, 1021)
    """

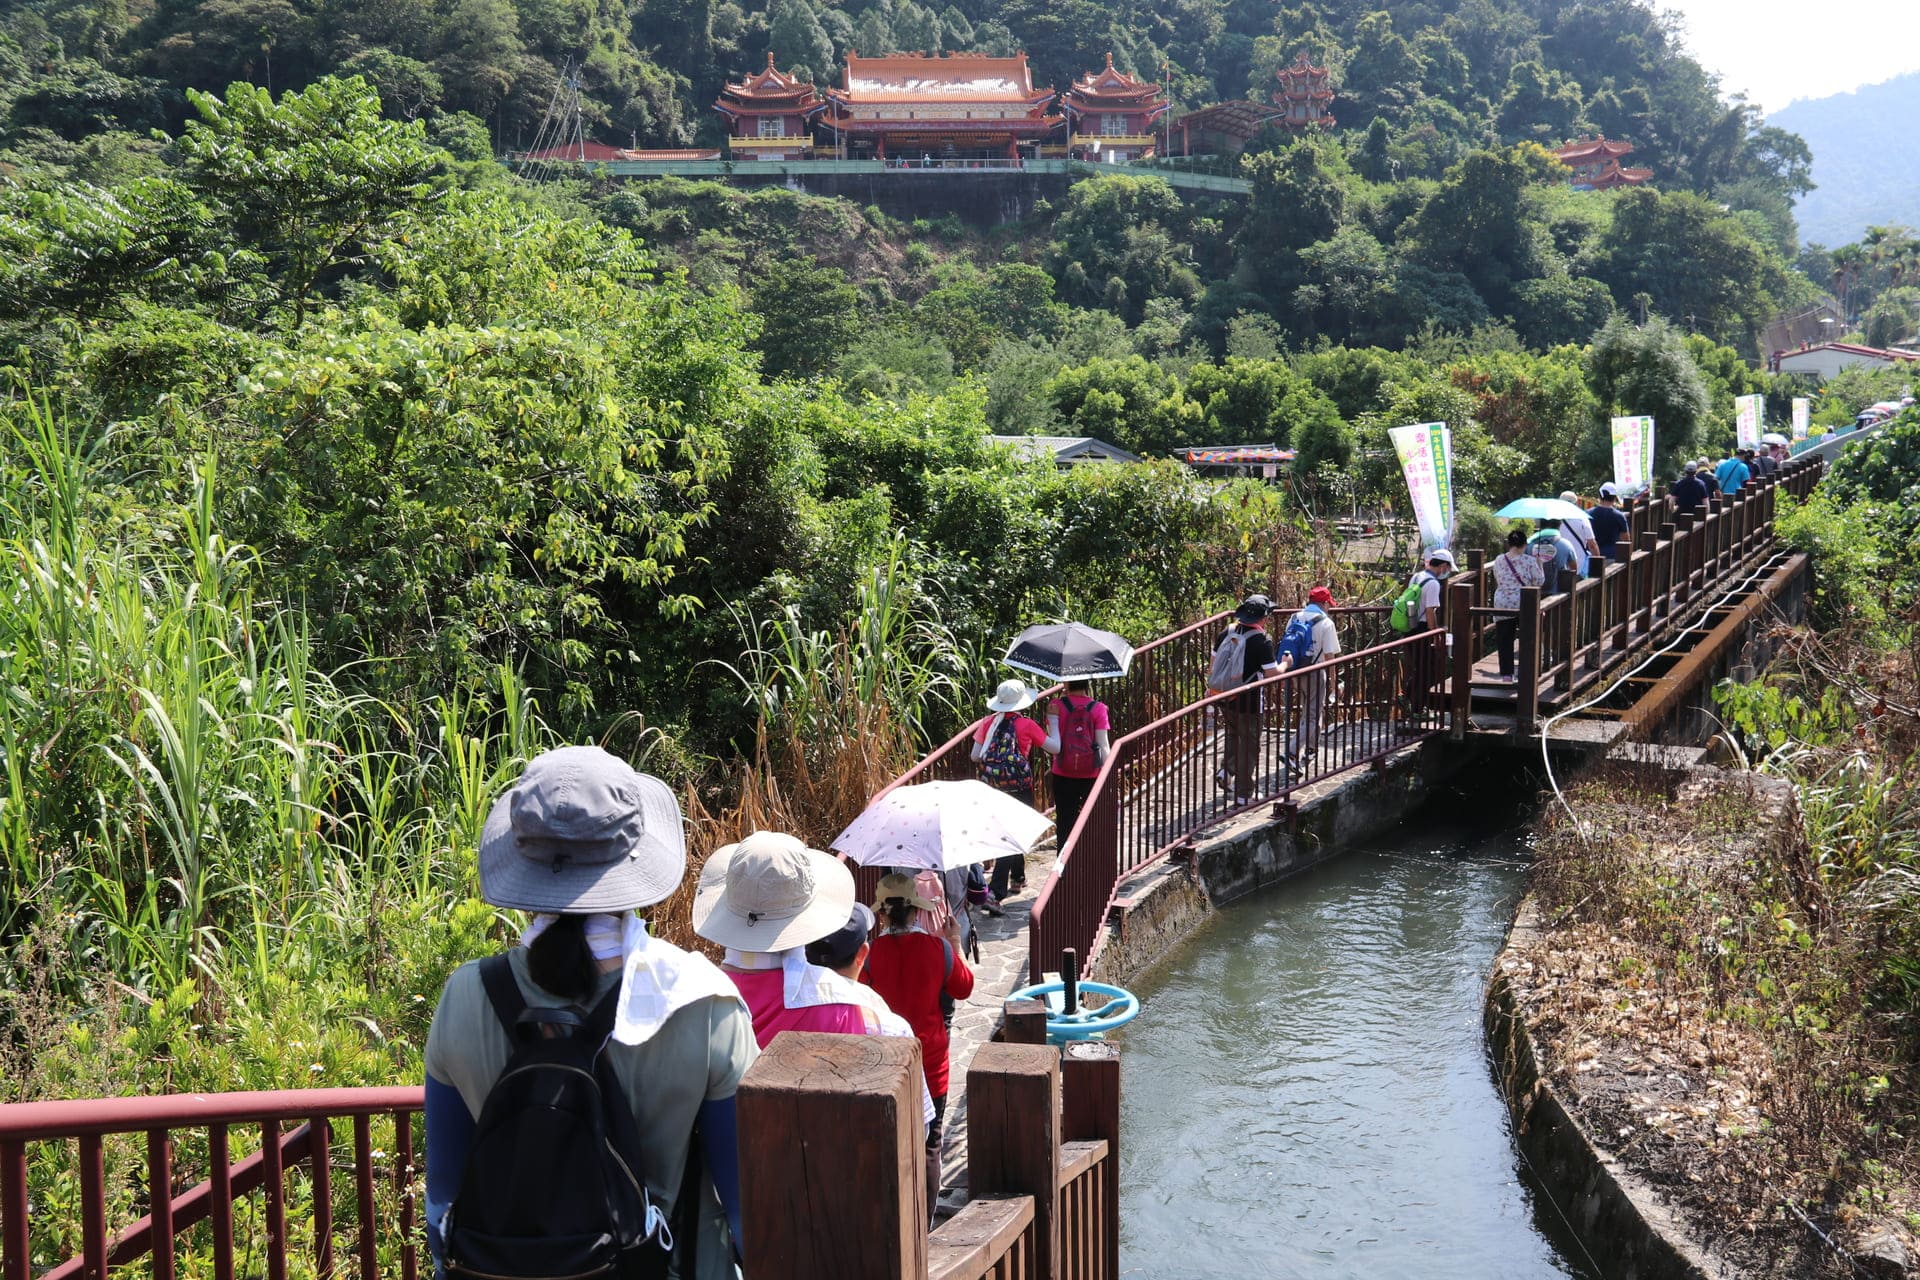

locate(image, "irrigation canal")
(1116, 811), (1593, 1278)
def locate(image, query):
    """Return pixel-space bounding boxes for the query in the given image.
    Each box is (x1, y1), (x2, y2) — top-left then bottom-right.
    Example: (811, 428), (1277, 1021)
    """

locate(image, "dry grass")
(650, 692), (917, 956)
(1520, 763), (1920, 1273)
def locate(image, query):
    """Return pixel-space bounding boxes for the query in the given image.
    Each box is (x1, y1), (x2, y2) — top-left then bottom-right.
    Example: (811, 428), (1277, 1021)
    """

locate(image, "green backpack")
(1389, 572), (1434, 634)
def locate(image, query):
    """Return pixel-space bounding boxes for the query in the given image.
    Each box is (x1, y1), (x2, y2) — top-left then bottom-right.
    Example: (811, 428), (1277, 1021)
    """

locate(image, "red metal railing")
(854, 604), (1392, 900)
(1028, 628), (1452, 979)
(882, 603), (1397, 805)
(1028, 455), (1830, 980)
(1, 1088), (423, 1280)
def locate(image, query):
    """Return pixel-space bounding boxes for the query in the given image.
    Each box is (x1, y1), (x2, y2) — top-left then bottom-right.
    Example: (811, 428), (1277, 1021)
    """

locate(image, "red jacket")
(863, 930), (973, 1096)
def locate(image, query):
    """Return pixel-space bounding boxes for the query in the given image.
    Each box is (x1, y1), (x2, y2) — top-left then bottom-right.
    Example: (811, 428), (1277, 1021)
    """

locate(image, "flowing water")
(1116, 821), (1594, 1279)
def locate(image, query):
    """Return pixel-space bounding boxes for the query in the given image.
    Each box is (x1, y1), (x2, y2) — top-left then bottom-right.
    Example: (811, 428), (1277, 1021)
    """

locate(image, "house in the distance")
(989, 435), (1143, 468)
(1771, 341), (1920, 379)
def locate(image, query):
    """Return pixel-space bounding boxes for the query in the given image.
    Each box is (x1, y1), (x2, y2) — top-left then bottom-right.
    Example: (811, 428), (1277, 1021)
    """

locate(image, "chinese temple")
(1273, 52), (1335, 130)
(714, 54), (825, 161)
(1552, 136), (1653, 190)
(1060, 53), (1170, 161)
(820, 52), (1061, 160)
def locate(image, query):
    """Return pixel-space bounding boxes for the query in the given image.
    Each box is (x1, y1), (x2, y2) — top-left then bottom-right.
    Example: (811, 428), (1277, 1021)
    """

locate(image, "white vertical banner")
(1735, 394), (1764, 449)
(1389, 422), (1455, 552)
(1792, 398), (1810, 440)
(1610, 415), (1655, 496)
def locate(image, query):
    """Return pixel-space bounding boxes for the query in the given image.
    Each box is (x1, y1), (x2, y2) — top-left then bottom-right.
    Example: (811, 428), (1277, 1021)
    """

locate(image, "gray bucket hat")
(477, 745), (686, 913)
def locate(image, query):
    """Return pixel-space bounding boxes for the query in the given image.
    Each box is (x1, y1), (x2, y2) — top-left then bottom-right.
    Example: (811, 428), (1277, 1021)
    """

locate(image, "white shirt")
(1562, 511), (1595, 553)
(1417, 571), (1443, 620)
(1307, 610), (1340, 660)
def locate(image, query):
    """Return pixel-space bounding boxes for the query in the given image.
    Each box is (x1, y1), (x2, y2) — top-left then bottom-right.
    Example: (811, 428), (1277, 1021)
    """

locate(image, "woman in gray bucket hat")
(423, 746), (757, 1280)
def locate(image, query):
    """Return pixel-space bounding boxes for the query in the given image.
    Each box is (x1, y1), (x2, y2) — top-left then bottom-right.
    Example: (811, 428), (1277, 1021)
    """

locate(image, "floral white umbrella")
(831, 780), (1053, 871)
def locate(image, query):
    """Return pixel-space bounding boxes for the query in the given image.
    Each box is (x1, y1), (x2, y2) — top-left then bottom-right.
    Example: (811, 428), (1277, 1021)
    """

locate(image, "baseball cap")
(1235, 594), (1272, 623)
(1426, 549), (1456, 568)
(1598, 482), (1619, 498)
(803, 902), (875, 970)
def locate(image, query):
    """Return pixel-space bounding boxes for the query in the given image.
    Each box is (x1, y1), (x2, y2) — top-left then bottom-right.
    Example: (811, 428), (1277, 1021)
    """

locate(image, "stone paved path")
(934, 846), (1045, 1214)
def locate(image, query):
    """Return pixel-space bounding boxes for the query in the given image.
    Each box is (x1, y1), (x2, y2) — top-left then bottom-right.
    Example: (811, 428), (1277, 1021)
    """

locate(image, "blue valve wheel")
(1007, 980), (1141, 1043)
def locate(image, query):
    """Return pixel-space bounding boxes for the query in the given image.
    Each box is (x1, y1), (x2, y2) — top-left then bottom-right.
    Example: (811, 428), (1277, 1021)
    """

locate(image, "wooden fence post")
(968, 1044), (1061, 1280)
(1636, 531), (1658, 635)
(1001, 999), (1048, 1045)
(1555, 568), (1577, 693)
(1515, 585), (1541, 736)
(1449, 578), (1473, 739)
(1063, 1043), (1121, 1280)
(737, 1032), (928, 1280)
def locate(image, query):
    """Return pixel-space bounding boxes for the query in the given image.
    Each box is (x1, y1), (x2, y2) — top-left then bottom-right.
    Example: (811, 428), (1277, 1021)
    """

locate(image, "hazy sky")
(1658, 0), (1920, 114)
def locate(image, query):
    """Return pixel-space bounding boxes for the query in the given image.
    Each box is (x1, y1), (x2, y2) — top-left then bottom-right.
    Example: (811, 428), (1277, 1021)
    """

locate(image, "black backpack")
(444, 955), (690, 1280)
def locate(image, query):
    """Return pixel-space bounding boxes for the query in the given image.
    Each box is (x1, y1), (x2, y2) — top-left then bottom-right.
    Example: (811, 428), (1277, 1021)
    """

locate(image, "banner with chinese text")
(1389, 422), (1454, 552)
(1792, 398), (1810, 441)
(1610, 415), (1655, 495)
(1735, 394), (1764, 449)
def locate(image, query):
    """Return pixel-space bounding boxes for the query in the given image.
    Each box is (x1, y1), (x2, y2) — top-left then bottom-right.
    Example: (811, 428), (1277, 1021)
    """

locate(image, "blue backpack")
(1276, 608), (1320, 668)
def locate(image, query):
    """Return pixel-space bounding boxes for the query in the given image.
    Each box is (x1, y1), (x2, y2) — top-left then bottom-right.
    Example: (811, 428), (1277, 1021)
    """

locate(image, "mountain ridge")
(1773, 71), (1920, 246)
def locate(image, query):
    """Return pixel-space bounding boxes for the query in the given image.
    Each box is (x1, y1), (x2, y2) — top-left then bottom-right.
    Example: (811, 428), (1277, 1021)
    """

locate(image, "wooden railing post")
(738, 1032), (928, 1280)
(1001, 999), (1048, 1045)
(1674, 514), (1689, 602)
(1555, 568), (1577, 693)
(968, 1044), (1061, 1280)
(1063, 1044), (1120, 1280)
(1515, 585), (1541, 735)
(1663, 518), (1682, 609)
(1636, 531), (1658, 635)
(1448, 578), (1473, 739)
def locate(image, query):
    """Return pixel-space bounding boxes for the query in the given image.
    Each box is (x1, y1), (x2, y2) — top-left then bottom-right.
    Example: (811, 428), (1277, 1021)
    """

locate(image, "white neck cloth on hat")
(516, 910), (744, 1047)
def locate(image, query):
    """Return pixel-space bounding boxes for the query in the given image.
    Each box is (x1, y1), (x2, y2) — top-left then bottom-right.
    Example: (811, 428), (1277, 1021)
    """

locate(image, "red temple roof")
(1065, 53), (1163, 104)
(722, 53), (816, 100)
(832, 52), (1052, 105)
(1553, 136), (1635, 164)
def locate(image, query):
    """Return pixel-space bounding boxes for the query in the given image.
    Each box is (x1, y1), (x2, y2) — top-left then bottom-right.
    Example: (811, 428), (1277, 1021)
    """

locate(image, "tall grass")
(716, 535), (968, 850)
(0, 394), (549, 1009)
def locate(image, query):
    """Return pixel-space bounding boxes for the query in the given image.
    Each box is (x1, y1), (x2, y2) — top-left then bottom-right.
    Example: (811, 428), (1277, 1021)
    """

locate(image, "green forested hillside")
(1773, 71), (1920, 249)
(1, 0), (1811, 199)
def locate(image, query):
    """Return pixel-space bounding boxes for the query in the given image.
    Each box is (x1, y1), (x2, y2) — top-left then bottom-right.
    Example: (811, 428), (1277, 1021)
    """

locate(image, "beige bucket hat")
(693, 831), (856, 952)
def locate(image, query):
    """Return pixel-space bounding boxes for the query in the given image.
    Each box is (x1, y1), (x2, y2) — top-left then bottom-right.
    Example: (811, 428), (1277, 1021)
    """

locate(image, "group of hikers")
(425, 748), (978, 1279)
(420, 453), (1796, 1279)
(1668, 441), (1792, 516)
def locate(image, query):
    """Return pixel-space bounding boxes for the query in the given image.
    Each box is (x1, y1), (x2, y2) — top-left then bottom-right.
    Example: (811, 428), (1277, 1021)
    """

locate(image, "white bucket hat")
(693, 831), (856, 952)
(986, 678), (1039, 713)
(476, 745), (686, 914)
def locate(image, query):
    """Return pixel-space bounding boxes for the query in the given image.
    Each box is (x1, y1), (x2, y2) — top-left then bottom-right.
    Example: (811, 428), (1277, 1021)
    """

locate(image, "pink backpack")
(1054, 696), (1100, 775)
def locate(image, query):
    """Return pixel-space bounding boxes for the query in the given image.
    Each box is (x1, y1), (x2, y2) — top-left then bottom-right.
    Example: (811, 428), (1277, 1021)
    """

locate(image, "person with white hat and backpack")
(970, 678), (1045, 906)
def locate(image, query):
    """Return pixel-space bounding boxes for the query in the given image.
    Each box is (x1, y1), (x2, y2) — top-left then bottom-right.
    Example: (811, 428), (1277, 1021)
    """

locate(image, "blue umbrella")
(1493, 497), (1587, 522)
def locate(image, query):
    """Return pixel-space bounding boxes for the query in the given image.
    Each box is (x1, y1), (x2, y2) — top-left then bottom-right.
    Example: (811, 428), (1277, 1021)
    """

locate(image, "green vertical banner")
(1389, 421), (1454, 552)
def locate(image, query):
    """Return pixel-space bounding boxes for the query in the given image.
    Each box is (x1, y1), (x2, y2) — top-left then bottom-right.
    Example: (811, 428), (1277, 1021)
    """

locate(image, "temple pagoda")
(1061, 53), (1170, 162)
(1551, 136), (1653, 190)
(1272, 52), (1335, 130)
(714, 54), (824, 161)
(820, 52), (1060, 161)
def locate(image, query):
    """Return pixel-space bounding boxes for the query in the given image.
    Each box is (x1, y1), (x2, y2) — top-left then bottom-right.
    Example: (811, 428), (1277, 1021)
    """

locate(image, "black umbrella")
(1002, 622), (1134, 681)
